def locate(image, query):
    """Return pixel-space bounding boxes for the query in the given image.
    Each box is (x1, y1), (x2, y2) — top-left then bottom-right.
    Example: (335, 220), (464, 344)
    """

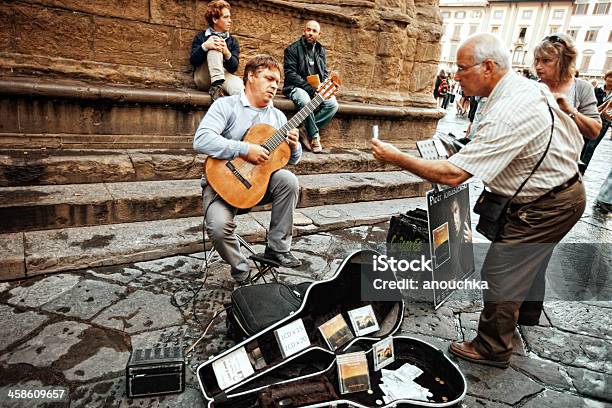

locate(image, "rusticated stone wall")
(0, 0), (443, 107)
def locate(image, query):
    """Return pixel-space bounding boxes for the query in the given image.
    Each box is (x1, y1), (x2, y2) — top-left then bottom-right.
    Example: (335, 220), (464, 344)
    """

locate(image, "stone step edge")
(0, 148), (412, 186)
(0, 76), (442, 120)
(1, 197), (427, 280)
(0, 172), (430, 235)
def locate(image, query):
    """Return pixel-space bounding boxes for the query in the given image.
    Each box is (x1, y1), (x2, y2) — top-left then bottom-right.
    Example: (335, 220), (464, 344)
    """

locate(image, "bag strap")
(507, 95), (555, 204)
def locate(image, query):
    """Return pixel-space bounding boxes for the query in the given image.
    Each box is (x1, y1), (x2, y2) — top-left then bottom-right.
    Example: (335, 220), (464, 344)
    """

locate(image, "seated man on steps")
(193, 55), (303, 284)
(190, 0), (244, 101)
(283, 20), (338, 153)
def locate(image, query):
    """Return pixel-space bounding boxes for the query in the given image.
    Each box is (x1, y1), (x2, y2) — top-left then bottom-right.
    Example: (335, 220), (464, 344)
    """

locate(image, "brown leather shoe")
(449, 341), (509, 368)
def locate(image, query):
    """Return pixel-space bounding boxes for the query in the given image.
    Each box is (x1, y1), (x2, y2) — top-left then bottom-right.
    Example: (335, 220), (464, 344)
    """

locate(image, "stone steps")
(1, 197), (427, 278)
(0, 171), (429, 234)
(0, 148), (405, 186)
(1, 76), (441, 151)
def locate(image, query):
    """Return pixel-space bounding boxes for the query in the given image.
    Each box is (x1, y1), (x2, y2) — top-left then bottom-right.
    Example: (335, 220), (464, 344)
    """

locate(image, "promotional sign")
(274, 318), (311, 358)
(426, 184), (475, 307)
(212, 347), (255, 390)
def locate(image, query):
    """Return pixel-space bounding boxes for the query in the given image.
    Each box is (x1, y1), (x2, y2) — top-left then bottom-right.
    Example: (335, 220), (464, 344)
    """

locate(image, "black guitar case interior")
(197, 249), (466, 408)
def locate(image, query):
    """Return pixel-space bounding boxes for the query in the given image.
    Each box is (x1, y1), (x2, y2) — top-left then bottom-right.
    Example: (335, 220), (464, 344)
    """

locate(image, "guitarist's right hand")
(244, 144), (270, 164)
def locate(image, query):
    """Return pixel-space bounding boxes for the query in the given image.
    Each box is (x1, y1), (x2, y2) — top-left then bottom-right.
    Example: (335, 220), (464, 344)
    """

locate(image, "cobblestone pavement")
(0, 103), (610, 407)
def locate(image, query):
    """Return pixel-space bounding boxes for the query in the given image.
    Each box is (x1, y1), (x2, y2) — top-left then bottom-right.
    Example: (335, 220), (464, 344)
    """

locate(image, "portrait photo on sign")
(427, 185), (476, 307)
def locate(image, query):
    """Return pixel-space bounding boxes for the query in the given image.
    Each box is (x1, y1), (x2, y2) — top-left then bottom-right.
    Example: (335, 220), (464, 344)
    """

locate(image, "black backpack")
(226, 282), (312, 341)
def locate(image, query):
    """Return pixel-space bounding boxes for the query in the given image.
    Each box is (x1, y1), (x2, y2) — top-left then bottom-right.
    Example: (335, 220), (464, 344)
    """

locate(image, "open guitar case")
(197, 249), (467, 408)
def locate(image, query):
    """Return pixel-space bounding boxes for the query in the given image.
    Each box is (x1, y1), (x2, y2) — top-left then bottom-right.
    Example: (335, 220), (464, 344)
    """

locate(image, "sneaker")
(311, 136), (322, 153)
(264, 247), (302, 268)
(209, 84), (226, 101)
(299, 129), (312, 152)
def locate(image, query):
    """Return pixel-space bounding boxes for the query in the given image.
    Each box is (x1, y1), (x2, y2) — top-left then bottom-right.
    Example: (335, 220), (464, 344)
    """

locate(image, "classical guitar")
(204, 73), (341, 209)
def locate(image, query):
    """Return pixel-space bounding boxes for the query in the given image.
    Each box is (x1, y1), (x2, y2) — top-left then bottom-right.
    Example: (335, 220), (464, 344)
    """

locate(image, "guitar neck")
(262, 93), (326, 152)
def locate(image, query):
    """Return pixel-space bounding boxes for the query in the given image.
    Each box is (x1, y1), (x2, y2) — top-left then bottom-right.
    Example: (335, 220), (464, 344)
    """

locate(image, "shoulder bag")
(473, 100), (554, 241)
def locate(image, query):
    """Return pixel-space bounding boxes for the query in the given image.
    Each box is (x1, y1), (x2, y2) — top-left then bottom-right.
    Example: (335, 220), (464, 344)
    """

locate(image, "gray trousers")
(193, 50), (244, 95)
(202, 169), (299, 280)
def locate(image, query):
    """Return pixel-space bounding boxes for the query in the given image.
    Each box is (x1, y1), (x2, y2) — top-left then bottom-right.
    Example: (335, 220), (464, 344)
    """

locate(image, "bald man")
(372, 33), (585, 368)
(283, 20), (338, 153)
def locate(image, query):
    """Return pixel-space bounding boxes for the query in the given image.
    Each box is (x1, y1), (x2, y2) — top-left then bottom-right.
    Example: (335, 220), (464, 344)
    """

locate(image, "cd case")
(347, 305), (380, 336)
(373, 337), (395, 371)
(318, 313), (354, 351)
(337, 351), (371, 394)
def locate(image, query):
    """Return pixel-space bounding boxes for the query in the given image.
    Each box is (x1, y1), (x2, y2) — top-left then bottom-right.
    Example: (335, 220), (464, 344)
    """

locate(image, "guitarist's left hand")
(286, 128), (299, 151)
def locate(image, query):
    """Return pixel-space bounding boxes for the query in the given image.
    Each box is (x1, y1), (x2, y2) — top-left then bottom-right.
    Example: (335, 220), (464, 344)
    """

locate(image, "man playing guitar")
(193, 55), (303, 284)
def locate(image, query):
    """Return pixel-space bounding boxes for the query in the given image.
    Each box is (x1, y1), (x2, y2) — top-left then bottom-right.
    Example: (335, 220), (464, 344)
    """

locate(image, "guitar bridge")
(226, 161), (252, 189)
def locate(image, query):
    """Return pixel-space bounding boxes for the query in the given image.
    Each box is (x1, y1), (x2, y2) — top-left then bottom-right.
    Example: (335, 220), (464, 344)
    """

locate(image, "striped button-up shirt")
(449, 71), (582, 203)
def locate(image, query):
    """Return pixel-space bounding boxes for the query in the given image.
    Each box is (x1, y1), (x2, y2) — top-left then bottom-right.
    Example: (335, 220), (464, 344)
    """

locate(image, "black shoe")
(264, 247), (302, 268)
(516, 318), (539, 326)
(233, 278), (250, 290)
(595, 200), (612, 213)
(209, 84), (226, 101)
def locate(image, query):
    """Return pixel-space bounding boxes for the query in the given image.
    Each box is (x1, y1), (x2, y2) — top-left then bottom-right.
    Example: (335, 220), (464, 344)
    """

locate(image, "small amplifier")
(126, 346), (185, 398)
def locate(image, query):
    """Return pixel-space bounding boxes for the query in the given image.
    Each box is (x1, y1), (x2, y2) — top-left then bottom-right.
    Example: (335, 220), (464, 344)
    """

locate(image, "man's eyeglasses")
(456, 62), (482, 73)
(543, 35), (567, 46)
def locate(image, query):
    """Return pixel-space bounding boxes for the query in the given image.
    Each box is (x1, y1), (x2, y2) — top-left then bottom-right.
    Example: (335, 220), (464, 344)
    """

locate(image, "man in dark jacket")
(283, 20), (338, 153)
(190, 0), (243, 100)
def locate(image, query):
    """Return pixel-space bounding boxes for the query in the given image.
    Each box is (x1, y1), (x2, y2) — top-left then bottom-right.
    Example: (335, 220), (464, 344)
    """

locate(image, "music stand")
(416, 139), (448, 192)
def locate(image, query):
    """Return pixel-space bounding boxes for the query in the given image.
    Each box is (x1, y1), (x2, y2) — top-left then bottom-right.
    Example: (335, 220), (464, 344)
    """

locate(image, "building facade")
(570, 0), (612, 77)
(439, 0), (612, 79)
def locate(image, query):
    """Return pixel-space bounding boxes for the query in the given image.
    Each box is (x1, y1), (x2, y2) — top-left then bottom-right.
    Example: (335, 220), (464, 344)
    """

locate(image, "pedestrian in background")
(522, 68), (536, 80)
(434, 70), (448, 108)
(466, 96), (487, 139)
(441, 75), (452, 109)
(587, 70), (612, 155)
(456, 86), (470, 117)
(595, 168), (612, 213)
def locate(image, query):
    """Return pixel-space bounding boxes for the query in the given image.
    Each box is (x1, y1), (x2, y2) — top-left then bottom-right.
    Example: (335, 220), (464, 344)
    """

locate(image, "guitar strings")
(232, 94), (324, 175)
(229, 84), (336, 177)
